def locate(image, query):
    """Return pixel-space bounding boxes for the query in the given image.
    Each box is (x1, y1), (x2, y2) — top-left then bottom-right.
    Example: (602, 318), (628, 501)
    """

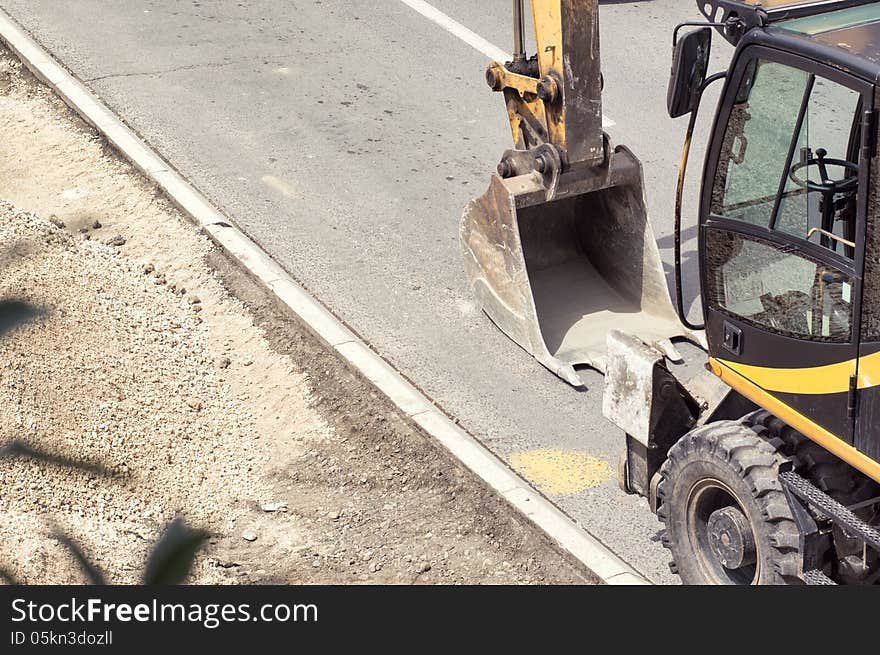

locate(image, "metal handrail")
(806, 226), (856, 248)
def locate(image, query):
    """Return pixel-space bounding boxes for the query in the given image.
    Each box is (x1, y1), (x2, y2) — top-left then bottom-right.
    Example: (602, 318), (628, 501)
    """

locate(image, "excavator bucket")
(461, 146), (698, 386)
(462, 0), (701, 385)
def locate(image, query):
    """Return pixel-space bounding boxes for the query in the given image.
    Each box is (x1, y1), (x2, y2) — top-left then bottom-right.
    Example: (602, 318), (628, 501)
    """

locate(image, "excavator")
(461, 0), (880, 584)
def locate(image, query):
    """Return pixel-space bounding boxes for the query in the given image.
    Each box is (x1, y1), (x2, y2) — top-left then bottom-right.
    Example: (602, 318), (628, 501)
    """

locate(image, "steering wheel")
(789, 148), (858, 252)
(788, 148), (858, 196)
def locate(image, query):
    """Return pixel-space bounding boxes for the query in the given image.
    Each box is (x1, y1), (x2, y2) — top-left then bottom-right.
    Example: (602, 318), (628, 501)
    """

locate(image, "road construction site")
(6, 0), (809, 586)
(0, 0), (713, 583)
(0, 49), (596, 584)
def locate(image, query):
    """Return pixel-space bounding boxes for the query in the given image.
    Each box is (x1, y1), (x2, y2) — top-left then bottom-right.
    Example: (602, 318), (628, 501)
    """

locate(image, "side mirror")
(667, 27), (712, 119)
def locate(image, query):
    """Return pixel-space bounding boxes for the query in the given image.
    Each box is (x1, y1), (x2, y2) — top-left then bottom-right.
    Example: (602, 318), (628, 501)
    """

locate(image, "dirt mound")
(0, 50), (592, 585)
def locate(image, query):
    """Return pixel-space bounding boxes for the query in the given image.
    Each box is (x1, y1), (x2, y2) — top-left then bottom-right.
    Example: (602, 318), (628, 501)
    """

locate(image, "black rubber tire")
(657, 420), (801, 585)
(747, 410), (880, 582)
(748, 410), (878, 505)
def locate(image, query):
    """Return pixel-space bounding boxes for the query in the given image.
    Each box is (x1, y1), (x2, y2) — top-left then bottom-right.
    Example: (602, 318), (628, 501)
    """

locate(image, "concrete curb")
(0, 10), (650, 585)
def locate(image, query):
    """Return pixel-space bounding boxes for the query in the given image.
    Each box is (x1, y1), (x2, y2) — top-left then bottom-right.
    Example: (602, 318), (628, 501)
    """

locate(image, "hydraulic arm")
(460, 0), (700, 385)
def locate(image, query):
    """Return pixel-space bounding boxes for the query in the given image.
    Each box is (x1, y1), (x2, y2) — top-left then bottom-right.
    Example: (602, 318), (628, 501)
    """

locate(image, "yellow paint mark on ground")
(509, 449), (612, 496)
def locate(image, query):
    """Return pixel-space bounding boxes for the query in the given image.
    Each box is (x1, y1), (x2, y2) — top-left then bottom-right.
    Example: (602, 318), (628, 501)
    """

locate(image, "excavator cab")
(604, 0), (880, 584)
(681, 0), (878, 453)
(465, 0), (880, 584)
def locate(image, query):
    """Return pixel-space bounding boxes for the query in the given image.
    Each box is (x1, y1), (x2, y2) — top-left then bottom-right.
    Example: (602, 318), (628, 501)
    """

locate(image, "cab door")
(700, 46), (871, 443)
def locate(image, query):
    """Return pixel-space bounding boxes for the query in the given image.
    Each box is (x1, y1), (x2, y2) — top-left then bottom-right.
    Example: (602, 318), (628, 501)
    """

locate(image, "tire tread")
(657, 419), (801, 584)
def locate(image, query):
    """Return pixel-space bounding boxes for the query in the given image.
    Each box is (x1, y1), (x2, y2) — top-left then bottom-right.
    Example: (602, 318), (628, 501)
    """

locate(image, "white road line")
(397, 0), (615, 127)
(398, 0), (512, 62)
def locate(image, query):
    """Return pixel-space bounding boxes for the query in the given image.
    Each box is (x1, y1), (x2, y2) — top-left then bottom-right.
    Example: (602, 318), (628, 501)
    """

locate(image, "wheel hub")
(706, 506), (757, 569)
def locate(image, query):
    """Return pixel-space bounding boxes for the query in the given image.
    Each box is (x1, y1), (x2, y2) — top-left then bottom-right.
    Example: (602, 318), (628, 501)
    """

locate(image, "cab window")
(706, 56), (865, 341)
(711, 61), (809, 227)
(710, 58), (862, 259)
(861, 162), (880, 341)
(775, 77), (861, 256)
(705, 229), (853, 342)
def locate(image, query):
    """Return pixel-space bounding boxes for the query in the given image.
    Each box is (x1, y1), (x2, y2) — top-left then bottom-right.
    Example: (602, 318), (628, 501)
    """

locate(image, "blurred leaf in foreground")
(143, 517), (209, 585)
(49, 525), (106, 585)
(0, 439), (115, 477)
(0, 566), (20, 585)
(0, 299), (42, 339)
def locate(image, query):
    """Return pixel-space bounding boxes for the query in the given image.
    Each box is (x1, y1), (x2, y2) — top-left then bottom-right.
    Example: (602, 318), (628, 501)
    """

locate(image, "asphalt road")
(1, 0), (737, 583)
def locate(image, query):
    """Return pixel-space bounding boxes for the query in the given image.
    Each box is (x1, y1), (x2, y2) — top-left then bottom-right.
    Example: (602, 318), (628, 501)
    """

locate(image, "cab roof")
(700, 1), (880, 82)
(769, 4), (880, 81)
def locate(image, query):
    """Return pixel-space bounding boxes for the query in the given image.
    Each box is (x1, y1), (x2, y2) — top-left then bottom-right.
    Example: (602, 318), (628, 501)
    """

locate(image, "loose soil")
(0, 48), (594, 585)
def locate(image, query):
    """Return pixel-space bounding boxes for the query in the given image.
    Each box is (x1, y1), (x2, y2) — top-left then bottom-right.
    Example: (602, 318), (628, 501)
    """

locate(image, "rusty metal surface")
(490, 1), (605, 164)
(558, 0), (603, 163)
(602, 330), (664, 445)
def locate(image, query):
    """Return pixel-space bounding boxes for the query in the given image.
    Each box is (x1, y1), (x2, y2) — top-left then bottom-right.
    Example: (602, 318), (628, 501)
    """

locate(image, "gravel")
(0, 48), (594, 585)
